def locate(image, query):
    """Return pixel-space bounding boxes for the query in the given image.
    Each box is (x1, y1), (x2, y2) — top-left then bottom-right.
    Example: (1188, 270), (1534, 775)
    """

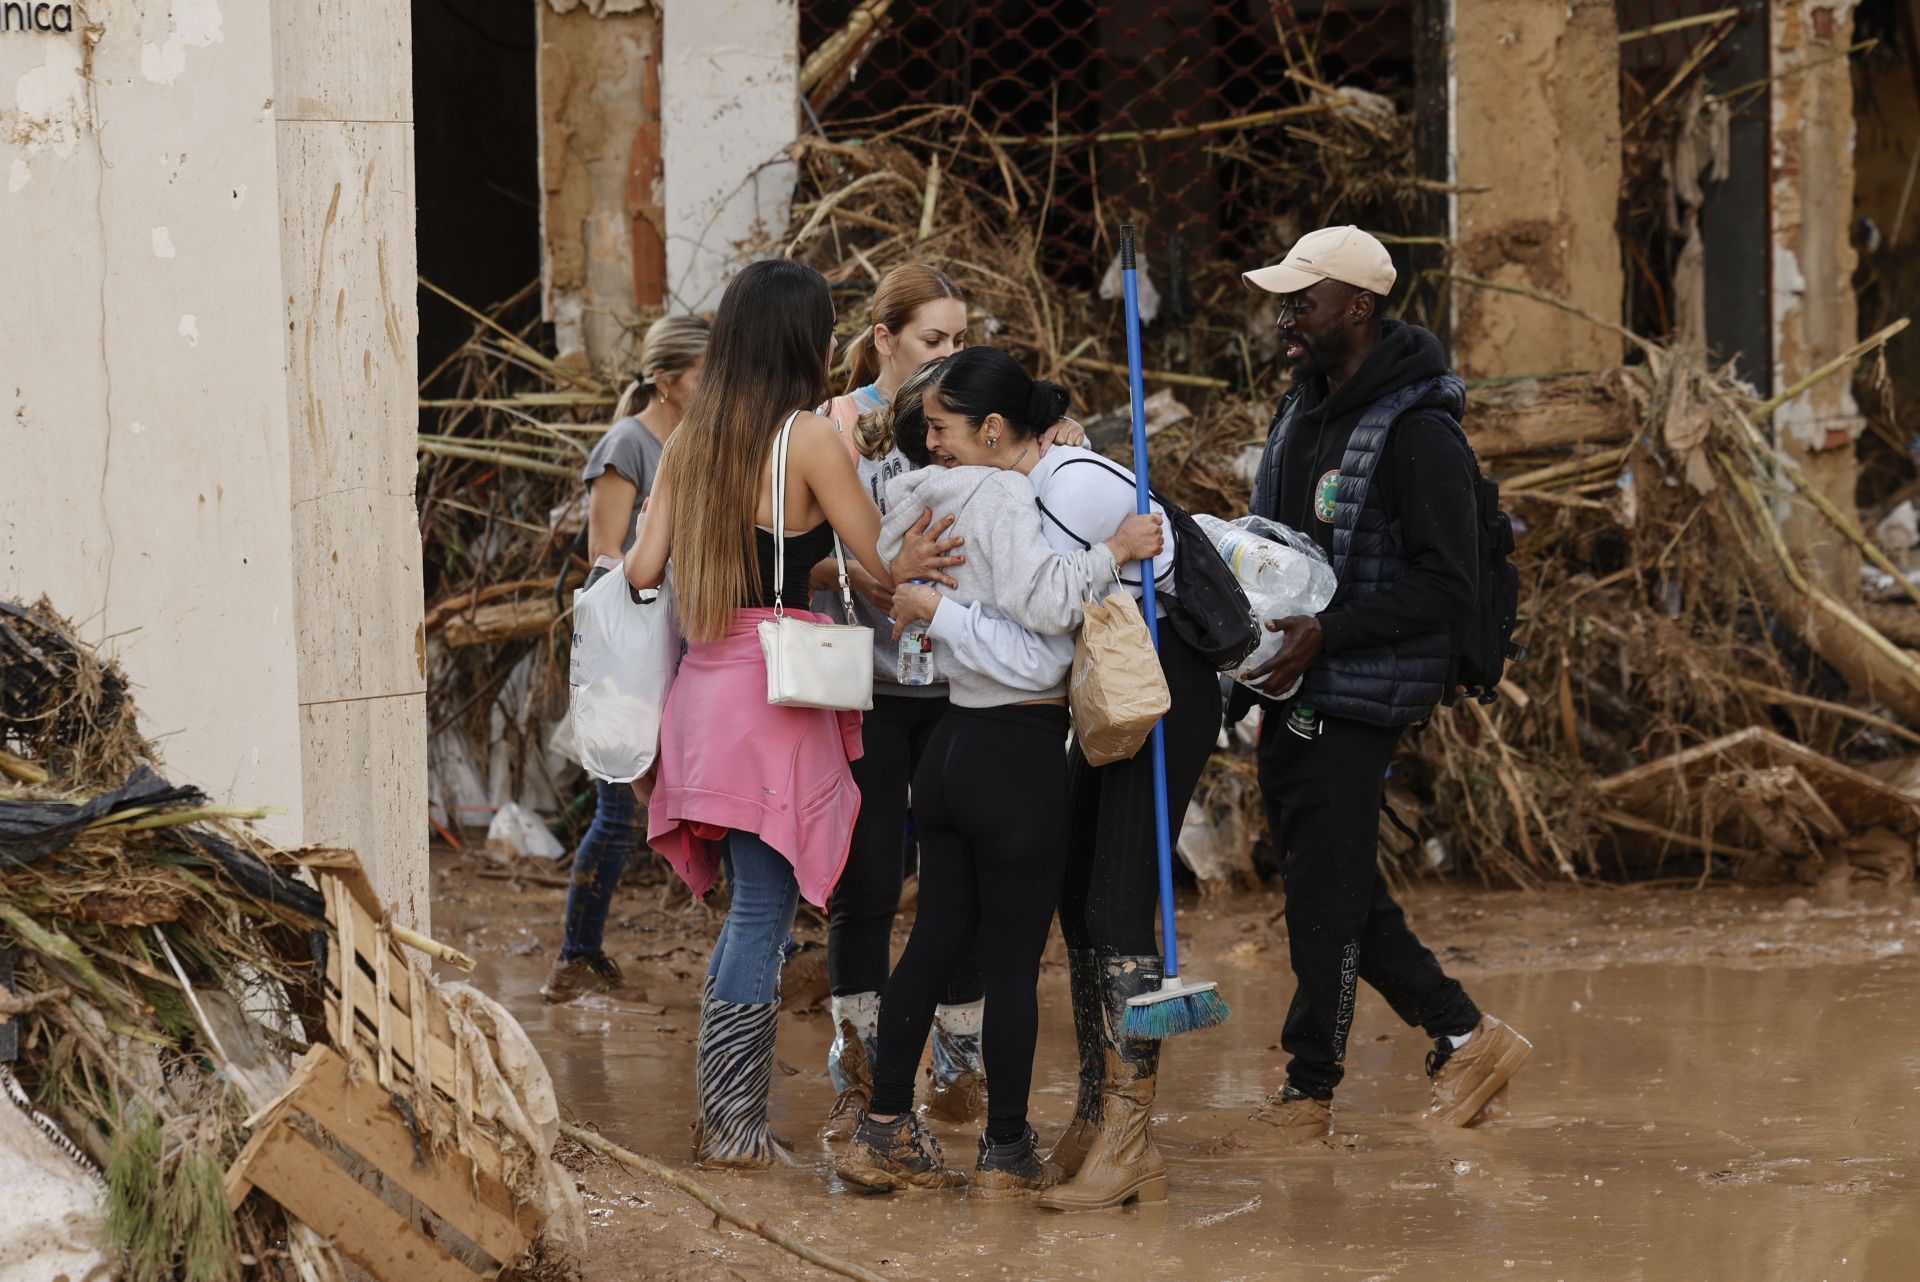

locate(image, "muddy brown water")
(437, 863), (1920, 1281)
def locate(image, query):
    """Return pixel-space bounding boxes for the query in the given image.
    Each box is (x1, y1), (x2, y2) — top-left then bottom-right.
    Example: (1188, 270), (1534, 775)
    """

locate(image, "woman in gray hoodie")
(833, 349), (1163, 1198)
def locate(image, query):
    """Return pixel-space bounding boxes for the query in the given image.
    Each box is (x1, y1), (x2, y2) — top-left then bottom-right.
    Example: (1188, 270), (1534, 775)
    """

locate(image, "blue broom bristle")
(1122, 987), (1232, 1040)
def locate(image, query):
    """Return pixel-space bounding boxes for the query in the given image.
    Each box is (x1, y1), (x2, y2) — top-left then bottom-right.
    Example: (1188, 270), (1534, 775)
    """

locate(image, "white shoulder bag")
(757, 411), (875, 711)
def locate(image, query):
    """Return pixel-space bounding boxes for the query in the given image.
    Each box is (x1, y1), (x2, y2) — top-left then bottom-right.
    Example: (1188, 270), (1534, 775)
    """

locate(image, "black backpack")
(1034, 457), (1259, 672)
(1448, 472), (1524, 703)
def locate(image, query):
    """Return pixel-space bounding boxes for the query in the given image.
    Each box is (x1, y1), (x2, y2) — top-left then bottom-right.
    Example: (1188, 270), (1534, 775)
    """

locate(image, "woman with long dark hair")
(623, 260), (941, 1169)
(834, 348), (1164, 1197)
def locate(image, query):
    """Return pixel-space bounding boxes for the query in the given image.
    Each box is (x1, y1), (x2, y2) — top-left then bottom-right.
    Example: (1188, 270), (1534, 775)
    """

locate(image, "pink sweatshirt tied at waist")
(646, 607), (864, 907)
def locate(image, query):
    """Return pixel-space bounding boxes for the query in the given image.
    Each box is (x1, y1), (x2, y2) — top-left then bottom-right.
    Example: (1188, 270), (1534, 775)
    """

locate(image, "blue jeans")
(559, 779), (646, 960)
(707, 830), (801, 1004)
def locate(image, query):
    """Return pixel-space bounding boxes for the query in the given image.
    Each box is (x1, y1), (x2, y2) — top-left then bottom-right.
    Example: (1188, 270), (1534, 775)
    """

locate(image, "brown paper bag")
(1069, 590), (1172, 766)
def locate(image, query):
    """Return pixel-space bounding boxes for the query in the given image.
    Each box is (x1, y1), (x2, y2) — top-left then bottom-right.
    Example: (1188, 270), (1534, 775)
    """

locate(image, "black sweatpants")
(1059, 627), (1222, 954)
(871, 705), (1071, 1141)
(1257, 709), (1480, 1100)
(828, 692), (984, 1005)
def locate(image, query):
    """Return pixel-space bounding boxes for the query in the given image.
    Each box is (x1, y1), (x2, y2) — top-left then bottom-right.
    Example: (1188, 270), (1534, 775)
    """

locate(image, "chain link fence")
(799, 0), (1420, 287)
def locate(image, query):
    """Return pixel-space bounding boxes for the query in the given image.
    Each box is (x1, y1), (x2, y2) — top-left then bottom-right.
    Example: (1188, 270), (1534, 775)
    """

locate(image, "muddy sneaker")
(970, 1126), (1062, 1201)
(834, 1112), (966, 1193)
(1209, 1085), (1341, 1155)
(540, 952), (629, 1004)
(1426, 1015), (1532, 1127)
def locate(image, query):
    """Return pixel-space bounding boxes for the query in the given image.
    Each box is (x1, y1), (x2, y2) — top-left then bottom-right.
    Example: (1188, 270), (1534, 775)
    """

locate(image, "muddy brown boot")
(824, 993), (880, 1140)
(1045, 949), (1104, 1177)
(539, 951), (633, 1004)
(834, 1111), (967, 1193)
(1426, 1015), (1532, 1127)
(1038, 955), (1166, 1212)
(921, 1009), (987, 1127)
(970, 1125), (1062, 1201)
(1209, 1084), (1341, 1155)
(692, 986), (792, 1170)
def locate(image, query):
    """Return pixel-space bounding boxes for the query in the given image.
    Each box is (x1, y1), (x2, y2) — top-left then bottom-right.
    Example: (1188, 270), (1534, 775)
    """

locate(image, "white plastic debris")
(486, 802), (565, 861)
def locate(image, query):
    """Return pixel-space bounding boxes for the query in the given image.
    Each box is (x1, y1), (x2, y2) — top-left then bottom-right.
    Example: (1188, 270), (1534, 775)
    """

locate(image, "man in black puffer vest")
(1215, 227), (1531, 1154)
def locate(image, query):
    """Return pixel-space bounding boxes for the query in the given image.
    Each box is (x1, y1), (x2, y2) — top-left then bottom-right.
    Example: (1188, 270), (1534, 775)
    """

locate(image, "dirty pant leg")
(560, 779), (646, 960)
(706, 830), (801, 1005)
(1059, 627), (1223, 955)
(830, 694), (946, 996)
(870, 707), (1070, 1132)
(1259, 713), (1469, 1100)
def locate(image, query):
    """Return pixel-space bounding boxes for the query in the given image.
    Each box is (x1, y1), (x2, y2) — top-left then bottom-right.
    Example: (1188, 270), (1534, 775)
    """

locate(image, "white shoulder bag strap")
(768, 409), (856, 619)
(759, 410), (873, 711)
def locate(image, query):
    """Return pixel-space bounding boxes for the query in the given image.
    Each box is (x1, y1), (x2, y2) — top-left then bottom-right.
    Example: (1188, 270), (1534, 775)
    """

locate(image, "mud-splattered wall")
(1451, 0), (1625, 381)
(0, 0), (426, 926)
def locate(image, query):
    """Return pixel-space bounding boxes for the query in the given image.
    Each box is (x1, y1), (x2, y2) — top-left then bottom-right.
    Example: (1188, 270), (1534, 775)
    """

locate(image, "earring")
(987, 435), (999, 448)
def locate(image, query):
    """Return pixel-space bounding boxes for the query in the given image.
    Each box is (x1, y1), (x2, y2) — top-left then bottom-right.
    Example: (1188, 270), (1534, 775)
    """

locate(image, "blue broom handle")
(1120, 226), (1181, 981)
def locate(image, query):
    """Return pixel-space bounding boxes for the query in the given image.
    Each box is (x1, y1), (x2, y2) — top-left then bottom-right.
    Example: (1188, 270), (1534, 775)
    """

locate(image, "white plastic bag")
(569, 568), (681, 783)
(485, 802), (566, 860)
(1193, 514), (1338, 698)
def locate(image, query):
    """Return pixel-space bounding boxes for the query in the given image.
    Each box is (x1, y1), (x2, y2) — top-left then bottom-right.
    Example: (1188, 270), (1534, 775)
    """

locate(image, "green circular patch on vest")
(1314, 470), (1340, 523)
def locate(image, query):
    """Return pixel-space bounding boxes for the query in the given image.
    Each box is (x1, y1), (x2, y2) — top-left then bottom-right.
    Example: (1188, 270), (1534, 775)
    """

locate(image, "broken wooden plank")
(288, 1046), (536, 1265)
(237, 1120), (487, 1282)
(440, 597), (561, 648)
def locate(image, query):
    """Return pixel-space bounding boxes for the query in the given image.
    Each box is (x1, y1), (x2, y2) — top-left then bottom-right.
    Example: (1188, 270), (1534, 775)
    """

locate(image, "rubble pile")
(415, 78), (1919, 894)
(0, 599), (581, 1281)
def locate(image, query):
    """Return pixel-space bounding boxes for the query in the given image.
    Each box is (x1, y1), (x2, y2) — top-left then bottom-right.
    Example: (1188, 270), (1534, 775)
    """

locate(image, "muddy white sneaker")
(1426, 1015), (1532, 1127)
(1209, 1085), (1343, 1155)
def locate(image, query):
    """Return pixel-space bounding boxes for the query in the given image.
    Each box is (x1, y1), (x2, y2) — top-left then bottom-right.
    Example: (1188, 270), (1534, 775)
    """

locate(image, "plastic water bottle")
(1192, 516), (1291, 598)
(897, 581), (935, 686)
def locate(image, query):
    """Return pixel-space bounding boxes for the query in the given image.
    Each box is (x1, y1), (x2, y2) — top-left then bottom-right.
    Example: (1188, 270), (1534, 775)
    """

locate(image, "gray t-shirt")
(582, 417), (665, 553)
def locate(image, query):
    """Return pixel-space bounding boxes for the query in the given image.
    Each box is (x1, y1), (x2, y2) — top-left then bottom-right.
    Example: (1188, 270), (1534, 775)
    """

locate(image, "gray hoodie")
(879, 466), (1118, 708)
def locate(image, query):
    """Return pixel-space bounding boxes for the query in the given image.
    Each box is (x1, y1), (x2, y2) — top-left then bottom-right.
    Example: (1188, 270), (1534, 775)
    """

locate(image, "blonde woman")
(622, 260), (947, 1169)
(542, 313), (709, 1004)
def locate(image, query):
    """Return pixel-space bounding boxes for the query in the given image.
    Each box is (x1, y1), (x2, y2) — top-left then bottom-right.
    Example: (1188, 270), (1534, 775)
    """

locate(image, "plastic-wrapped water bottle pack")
(1192, 514), (1338, 698)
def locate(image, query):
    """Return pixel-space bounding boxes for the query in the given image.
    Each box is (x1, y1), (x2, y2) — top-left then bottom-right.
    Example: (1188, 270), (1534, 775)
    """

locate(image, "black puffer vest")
(1255, 373), (1467, 727)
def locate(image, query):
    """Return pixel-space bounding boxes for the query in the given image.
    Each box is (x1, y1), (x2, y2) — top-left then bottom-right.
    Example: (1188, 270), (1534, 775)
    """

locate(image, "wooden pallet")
(226, 1044), (538, 1280)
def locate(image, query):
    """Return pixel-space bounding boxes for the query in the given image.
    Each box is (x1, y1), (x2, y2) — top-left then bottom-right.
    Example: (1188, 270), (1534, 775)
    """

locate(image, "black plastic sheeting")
(0, 765), (202, 866)
(0, 765), (326, 919)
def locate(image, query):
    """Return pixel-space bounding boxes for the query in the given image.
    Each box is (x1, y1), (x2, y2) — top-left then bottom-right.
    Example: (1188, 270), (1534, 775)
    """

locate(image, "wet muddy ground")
(434, 853), (1920, 1281)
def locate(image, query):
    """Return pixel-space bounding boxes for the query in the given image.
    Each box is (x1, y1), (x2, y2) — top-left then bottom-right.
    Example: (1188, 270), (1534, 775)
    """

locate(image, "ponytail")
(928, 346), (1070, 441)
(842, 326), (883, 395)
(842, 262), (964, 395)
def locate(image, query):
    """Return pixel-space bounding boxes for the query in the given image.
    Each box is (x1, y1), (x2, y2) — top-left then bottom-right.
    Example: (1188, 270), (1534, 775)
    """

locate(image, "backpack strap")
(1031, 456), (1175, 589)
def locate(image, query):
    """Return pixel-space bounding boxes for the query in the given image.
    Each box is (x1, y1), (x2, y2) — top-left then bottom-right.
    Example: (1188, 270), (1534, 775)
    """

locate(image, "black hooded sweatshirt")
(1260, 320), (1478, 656)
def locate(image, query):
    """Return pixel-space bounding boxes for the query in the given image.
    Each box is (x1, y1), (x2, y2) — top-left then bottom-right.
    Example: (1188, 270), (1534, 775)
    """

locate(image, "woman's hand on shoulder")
(1039, 417), (1089, 453)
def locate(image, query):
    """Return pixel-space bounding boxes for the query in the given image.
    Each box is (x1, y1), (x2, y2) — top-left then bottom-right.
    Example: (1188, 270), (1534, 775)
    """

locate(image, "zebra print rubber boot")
(693, 984), (791, 1170)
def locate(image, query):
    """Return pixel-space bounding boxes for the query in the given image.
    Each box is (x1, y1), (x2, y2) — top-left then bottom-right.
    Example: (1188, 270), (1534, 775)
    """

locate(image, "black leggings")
(1059, 626), (1223, 955)
(828, 693), (984, 1005)
(870, 705), (1071, 1141)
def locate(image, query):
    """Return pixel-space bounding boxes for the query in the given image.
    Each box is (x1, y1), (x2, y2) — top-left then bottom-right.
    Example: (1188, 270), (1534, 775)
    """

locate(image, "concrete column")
(1, 1), (425, 926)
(536, 0), (664, 373)
(1449, 0), (1624, 381)
(1770, 0), (1865, 594)
(662, 0), (797, 313)
(2, 2), (308, 840)
(270, 0), (427, 927)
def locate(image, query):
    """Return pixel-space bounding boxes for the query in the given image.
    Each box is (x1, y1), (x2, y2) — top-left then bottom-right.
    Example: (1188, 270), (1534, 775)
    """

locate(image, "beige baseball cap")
(1243, 225), (1397, 296)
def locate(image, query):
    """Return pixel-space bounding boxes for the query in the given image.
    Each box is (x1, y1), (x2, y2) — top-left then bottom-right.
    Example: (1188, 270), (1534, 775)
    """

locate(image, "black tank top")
(753, 523), (836, 608)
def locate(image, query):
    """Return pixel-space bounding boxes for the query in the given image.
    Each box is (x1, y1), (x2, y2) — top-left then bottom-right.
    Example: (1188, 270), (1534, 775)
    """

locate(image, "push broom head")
(1123, 975), (1231, 1040)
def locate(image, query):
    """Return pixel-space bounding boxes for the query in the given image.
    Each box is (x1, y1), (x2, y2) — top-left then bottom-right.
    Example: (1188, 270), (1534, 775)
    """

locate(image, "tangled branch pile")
(1, 600), (579, 1279)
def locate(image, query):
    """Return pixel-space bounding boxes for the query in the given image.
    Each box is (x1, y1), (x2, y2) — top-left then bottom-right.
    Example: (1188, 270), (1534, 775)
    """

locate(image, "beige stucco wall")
(1451, 0), (1624, 381)
(0, 0), (425, 925)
